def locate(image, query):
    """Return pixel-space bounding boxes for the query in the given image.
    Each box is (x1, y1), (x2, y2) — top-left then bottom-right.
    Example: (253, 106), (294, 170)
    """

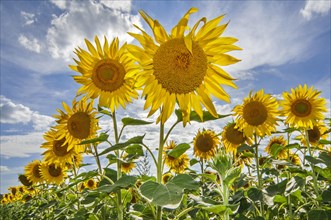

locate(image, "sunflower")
(193, 129), (220, 160)
(281, 84), (327, 129)
(25, 160), (43, 184)
(296, 121), (329, 148)
(163, 140), (189, 173)
(288, 153), (301, 166)
(128, 8), (241, 125)
(70, 36), (139, 112)
(85, 179), (98, 190)
(79, 182), (86, 191)
(53, 97), (99, 151)
(40, 162), (67, 185)
(162, 173), (173, 184)
(221, 122), (251, 153)
(234, 151), (253, 169)
(18, 174), (32, 187)
(233, 89), (279, 137)
(42, 129), (80, 166)
(265, 136), (288, 159)
(121, 161), (136, 174)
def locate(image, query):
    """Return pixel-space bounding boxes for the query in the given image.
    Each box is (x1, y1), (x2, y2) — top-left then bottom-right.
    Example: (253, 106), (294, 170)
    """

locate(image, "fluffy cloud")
(20, 11), (37, 25)
(47, 0), (141, 61)
(300, 0), (331, 20)
(0, 166), (9, 172)
(0, 96), (54, 131)
(18, 34), (41, 53)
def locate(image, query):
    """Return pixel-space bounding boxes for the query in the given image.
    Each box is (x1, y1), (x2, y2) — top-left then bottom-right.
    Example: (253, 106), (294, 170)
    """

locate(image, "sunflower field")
(1, 7), (330, 220)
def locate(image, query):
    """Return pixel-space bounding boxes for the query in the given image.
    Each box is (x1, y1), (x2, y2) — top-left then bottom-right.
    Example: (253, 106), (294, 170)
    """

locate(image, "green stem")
(286, 129), (293, 219)
(200, 159), (205, 196)
(305, 130), (320, 199)
(72, 163), (81, 210)
(142, 143), (158, 168)
(174, 207), (195, 220)
(254, 134), (264, 216)
(163, 121), (180, 144)
(222, 181), (229, 220)
(156, 122), (165, 220)
(93, 144), (103, 176)
(112, 111), (123, 220)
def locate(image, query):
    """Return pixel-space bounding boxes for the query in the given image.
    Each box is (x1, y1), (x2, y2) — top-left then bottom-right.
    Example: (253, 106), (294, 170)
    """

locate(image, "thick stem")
(222, 181), (229, 220)
(93, 144), (103, 175)
(254, 134), (264, 216)
(112, 111), (123, 220)
(156, 122), (165, 220)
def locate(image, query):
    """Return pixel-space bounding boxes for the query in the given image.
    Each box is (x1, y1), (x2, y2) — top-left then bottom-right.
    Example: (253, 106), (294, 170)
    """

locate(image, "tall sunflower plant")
(2, 7), (331, 220)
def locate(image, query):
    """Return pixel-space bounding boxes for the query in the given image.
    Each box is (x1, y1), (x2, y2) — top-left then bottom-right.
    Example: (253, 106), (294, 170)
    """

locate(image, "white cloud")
(46, 0), (141, 61)
(0, 132), (45, 158)
(20, 11), (37, 25)
(300, 0), (331, 20)
(18, 34), (41, 53)
(0, 166), (9, 172)
(50, 0), (67, 10)
(0, 96), (54, 131)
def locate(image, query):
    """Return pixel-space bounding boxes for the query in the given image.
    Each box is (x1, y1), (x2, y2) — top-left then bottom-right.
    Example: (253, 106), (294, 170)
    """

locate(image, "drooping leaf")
(79, 133), (109, 145)
(170, 174), (199, 191)
(285, 176), (305, 196)
(223, 167), (241, 187)
(247, 187), (263, 202)
(122, 117), (153, 126)
(167, 143), (190, 159)
(175, 109), (231, 123)
(99, 135), (145, 155)
(99, 175), (137, 193)
(125, 144), (144, 156)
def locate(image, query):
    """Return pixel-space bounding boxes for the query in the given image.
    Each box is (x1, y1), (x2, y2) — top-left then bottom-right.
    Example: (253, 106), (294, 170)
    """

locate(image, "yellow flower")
(18, 174), (33, 187)
(41, 129), (80, 166)
(265, 136), (288, 159)
(234, 151), (253, 169)
(288, 153), (301, 166)
(233, 89), (279, 137)
(25, 160), (43, 185)
(281, 84), (327, 129)
(40, 162), (67, 185)
(70, 36), (139, 112)
(193, 129), (220, 160)
(85, 179), (98, 190)
(128, 8), (241, 125)
(162, 173), (173, 184)
(53, 97), (99, 151)
(221, 122), (250, 154)
(163, 141), (189, 173)
(296, 121), (329, 148)
(121, 161), (136, 174)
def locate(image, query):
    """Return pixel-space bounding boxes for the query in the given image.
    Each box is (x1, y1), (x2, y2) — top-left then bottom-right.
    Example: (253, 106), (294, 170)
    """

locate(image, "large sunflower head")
(70, 36), (139, 112)
(233, 89), (279, 137)
(221, 122), (251, 154)
(85, 178), (98, 190)
(53, 97), (99, 151)
(296, 121), (329, 148)
(41, 129), (80, 166)
(25, 160), (43, 185)
(265, 136), (288, 159)
(281, 84), (327, 129)
(193, 129), (220, 160)
(128, 8), (241, 125)
(40, 162), (67, 185)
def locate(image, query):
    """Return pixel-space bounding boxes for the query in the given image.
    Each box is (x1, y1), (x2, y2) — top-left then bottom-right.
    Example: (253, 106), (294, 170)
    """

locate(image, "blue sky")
(0, 0), (330, 194)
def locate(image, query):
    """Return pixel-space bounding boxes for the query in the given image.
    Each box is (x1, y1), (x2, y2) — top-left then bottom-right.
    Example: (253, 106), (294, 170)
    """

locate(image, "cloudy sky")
(0, 0), (330, 193)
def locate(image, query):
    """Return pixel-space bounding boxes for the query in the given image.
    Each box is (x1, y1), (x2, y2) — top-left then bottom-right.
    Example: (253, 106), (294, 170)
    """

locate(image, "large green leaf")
(167, 143), (190, 159)
(223, 167), (241, 187)
(140, 181), (183, 209)
(170, 174), (199, 191)
(247, 187), (263, 202)
(98, 175), (137, 193)
(319, 152), (331, 169)
(79, 133), (109, 145)
(308, 209), (331, 220)
(99, 135), (145, 156)
(121, 117), (153, 126)
(125, 144), (144, 156)
(273, 195), (287, 204)
(285, 176), (305, 196)
(266, 179), (287, 196)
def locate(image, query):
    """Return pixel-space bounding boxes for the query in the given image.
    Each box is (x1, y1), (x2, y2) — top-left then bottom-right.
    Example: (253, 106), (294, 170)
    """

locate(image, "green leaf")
(175, 109), (231, 123)
(140, 181), (183, 209)
(200, 203), (240, 215)
(308, 209), (331, 220)
(314, 166), (331, 181)
(125, 144), (144, 156)
(79, 133), (109, 145)
(247, 187), (263, 202)
(99, 135), (145, 156)
(99, 175), (137, 193)
(266, 179), (287, 196)
(273, 195), (287, 204)
(291, 189), (303, 203)
(223, 167), (241, 187)
(319, 152), (331, 169)
(305, 155), (324, 165)
(106, 154), (117, 165)
(167, 143), (190, 159)
(170, 174), (199, 191)
(237, 144), (254, 153)
(99, 168), (117, 186)
(122, 117), (153, 126)
(319, 139), (331, 145)
(98, 106), (112, 116)
(270, 143), (285, 158)
(284, 143), (300, 150)
(322, 188), (331, 202)
(190, 158), (199, 166)
(285, 176), (305, 196)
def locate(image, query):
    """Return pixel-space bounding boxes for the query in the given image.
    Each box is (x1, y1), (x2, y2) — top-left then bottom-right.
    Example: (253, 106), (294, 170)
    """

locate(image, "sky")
(0, 0), (330, 194)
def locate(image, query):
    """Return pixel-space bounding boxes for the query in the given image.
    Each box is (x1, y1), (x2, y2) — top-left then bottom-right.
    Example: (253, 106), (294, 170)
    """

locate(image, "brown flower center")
(19, 174), (32, 187)
(153, 38), (207, 94)
(308, 126), (321, 143)
(291, 99), (312, 117)
(195, 133), (214, 152)
(243, 101), (268, 126)
(92, 59), (125, 92)
(53, 138), (71, 157)
(33, 164), (42, 178)
(48, 164), (62, 177)
(87, 179), (95, 188)
(225, 124), (246, 145)
(67, 112), (91, 139)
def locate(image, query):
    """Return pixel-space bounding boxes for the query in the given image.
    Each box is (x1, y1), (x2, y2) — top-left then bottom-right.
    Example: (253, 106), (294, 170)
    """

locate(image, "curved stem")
(142, 143), (158, 168)
(163, 121), (180, 144)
